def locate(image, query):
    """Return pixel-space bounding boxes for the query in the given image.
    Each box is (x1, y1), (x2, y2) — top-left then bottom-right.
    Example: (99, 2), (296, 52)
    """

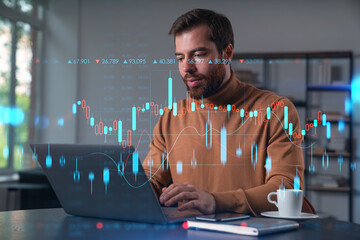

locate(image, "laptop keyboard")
(162, 207), (202, 220)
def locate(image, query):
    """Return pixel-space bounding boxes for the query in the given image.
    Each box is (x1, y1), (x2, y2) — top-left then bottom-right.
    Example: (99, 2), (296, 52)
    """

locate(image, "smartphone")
(195, 213), (250, 222)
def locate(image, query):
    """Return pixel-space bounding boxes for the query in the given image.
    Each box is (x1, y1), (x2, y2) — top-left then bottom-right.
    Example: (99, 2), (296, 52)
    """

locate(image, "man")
(143, 8), (315, 215)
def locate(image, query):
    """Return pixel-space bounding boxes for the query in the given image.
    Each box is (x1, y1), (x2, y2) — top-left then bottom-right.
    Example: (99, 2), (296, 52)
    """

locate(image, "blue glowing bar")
(161, 153), (165, 170)
(159, 109), (164, 115)
(314, 119), (318, 127)
(352, 76), (360, 104)
(338, 120), (345, 132)
(289, 123), (293, 136)
(351, 162), (356, 171)
(255, 144), (258, 164)
(118, 121), (122, 143)
(249, 111), (253, 117)
(206, 121), (212, 149)
(12, 108), (23, 126)
(322, 114), (326, 126)
(73, 158), (80, 182)
(227, 104), (231, 111)
(177, 161), (183, 174)
(89, 172), (94, 181)
(251, 143), (257, 167)
(104, 126), (108, 135)
(220, 126), (227, 165)
(4, 108), (11, 124)
(173, 102), (177, 116)
(240, 109), (244, 117)
(265, 157), (271, 172)
(254, 110), (258, 117)
(133, 151), (139, 178)
(191, 102), (195, 111)
(326, 122), (331, 139)
(201, 104), (204, 109)
(284, 106), (288, 130)
(90, 117), (94, 127)
(236, 145), (242, 157)
(3, 146), (9, 158)
(267, 107), (271, 119)
(345, 98), (351, 115)
(103, 168), (109, 183)
(294, 175), (300, 191)
(46, 144), (52, 168)
(46, 154), (52, 168)
(145, 102), (150, 110)
(0, 106), (25, 126)
(301, 130), (305, 136)
(89, 172), (94, 195)
(168, 77), (173, 109)
(103, 167), (109, 192)
(338, 156), (343, 172)
(132, 106), (136, 131)
(322, 153), (329, 169)
(0, 106), (3, 123)
(72, 103), (77, 114)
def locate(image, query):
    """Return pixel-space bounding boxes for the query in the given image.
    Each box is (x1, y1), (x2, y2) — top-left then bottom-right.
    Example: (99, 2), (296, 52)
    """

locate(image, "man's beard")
(183, 64), (226, 99)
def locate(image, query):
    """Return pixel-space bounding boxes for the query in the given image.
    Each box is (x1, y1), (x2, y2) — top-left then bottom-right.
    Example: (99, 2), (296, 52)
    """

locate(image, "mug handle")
(267, 192), (278, 208)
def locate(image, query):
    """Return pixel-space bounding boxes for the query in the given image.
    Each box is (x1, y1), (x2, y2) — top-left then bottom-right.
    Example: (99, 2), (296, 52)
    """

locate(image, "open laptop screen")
(30, 144), (167, 223)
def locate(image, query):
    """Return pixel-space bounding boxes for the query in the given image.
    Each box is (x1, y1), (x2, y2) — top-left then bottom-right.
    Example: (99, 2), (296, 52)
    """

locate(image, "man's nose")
(183, 58), (197, 73)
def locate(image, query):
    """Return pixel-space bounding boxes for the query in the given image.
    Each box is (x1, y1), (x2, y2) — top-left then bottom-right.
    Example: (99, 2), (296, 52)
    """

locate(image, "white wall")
(42, 0), (360, 222)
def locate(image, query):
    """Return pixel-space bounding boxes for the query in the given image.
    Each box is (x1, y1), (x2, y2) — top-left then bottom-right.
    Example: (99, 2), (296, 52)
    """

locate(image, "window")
(0, 0), (43, 171)
(0, 17), (12, 168)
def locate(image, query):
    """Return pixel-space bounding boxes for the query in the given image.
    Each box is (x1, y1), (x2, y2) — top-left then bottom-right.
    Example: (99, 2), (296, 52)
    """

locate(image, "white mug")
(267, 189), (303, 217)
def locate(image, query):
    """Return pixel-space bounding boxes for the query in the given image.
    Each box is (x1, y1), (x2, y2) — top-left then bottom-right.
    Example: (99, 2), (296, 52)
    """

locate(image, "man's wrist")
(209, 193), (217, 213)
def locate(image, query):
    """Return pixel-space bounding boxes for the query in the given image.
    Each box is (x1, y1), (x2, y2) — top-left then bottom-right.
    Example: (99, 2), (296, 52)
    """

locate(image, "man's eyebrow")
(175, 47), (210, 56)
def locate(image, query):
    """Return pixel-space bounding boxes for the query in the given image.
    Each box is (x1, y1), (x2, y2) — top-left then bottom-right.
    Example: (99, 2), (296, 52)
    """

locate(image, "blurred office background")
(0, 0), (359, 223)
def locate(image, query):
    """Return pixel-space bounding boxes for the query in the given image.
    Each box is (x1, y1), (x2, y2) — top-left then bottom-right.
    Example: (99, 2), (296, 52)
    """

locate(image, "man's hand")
(159, 183), (216, 214)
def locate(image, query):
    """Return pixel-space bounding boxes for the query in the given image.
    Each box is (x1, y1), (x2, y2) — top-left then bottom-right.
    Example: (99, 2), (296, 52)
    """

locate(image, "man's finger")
(162, 183), (188, 194)
(159, 184), (177, 203)
(164, 191), (197, 207)
(160, 184), (194, 203)
(161, 183), (178, 195)
(161, 185), (195, 202)
(178, 200), (200, 211)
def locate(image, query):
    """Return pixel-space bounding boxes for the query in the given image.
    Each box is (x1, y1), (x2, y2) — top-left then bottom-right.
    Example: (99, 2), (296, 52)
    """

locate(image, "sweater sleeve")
(142, 114), (171, 198)
(211, 97), (315, 215)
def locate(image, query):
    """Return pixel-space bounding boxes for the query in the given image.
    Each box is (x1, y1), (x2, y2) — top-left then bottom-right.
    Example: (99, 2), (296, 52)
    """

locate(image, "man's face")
(175, 24), (226, 99)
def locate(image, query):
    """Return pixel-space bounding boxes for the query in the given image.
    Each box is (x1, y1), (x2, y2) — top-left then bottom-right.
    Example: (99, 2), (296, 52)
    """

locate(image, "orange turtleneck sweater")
(143, 71), (315, 215)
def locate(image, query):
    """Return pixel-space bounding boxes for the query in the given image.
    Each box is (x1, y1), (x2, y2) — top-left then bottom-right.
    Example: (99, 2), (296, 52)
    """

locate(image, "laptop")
(30, 143), (203, 224)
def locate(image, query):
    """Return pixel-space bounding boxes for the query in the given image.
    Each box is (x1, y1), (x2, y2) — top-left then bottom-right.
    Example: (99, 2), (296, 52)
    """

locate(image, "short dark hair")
(169, 8), (234, 53)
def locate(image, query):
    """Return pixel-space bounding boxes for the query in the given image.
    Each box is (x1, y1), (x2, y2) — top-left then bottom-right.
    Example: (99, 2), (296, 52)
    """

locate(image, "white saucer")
(260, 211), (319, 220)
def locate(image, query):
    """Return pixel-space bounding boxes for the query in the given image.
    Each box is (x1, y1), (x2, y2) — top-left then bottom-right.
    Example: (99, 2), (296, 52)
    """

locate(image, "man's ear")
(223, 43), (233, 64)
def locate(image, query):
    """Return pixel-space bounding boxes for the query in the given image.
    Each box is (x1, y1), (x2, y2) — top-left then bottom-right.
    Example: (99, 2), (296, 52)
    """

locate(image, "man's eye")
(194, 54), (204, 57)
(177, 58), (184, 62)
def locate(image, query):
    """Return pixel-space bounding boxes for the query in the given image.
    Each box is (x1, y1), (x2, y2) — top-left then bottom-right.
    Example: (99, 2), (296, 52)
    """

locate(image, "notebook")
(187, 217), (299, 236)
